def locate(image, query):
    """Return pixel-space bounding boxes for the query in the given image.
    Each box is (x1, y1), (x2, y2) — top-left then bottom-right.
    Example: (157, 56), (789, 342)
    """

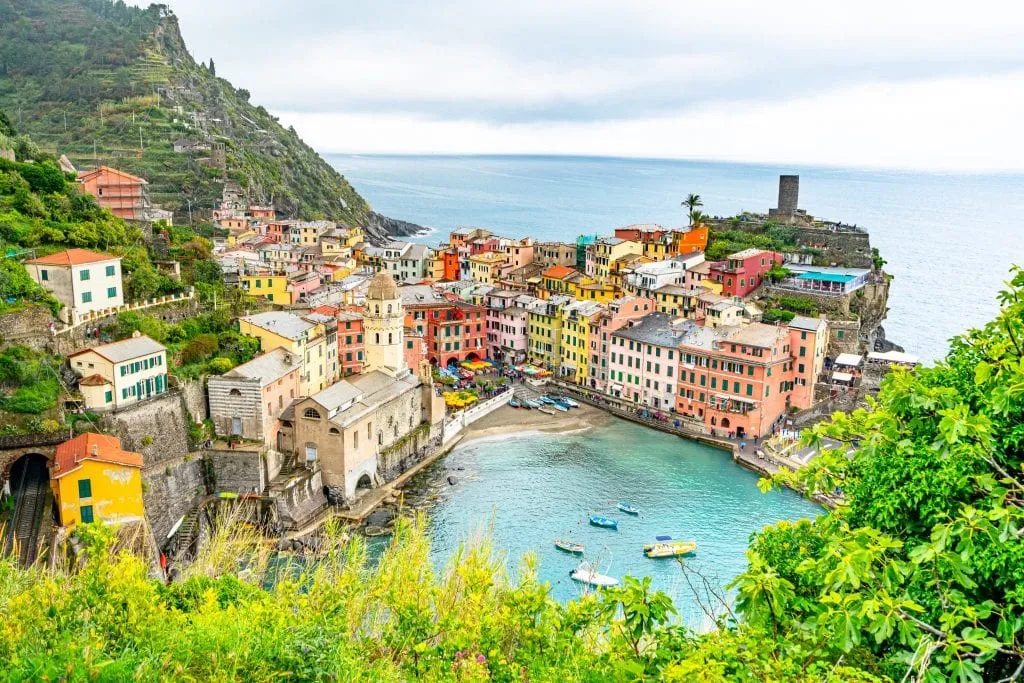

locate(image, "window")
(107, 287), (117, 298)
(78, 479), (92, 498)
(105, 265), (115, 277)
(104, 390), (112, 403)
(746, 383), (753, 396)
(80, 505), (94, 524)
(837, 330), (845, 339)
(799, 346), (806, 357)
(79, 269), (90, 281)
(303, 408), (321, 419)
(81, 292), (92, 303)
(40, 270), (48, 281)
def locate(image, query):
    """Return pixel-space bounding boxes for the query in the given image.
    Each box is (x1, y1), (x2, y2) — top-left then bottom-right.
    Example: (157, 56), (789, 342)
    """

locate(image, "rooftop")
(788, 315), (825, 332)
(53, 433), (143, 479)
(219, 348), (302, 387)
(728, 248), (772, 260)
(240, 311), (316, 341)
(27, 248), (119, 267)
(542, 265), (576, 279)
(614, 312), (694, 348)
(70, 334), (165, 363)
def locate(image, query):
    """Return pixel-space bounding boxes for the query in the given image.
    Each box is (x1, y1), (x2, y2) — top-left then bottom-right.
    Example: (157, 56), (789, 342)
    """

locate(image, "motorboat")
(617, 502), (639, 515)
(537, 407), (556, 415)
(644, 541), (697, 559)
(570, 562), (619, 587)
(539, 396), (555, 405)
(509, 398), (521, 408)
(589, 515), (618, 529)
(550, 402), (569, 412)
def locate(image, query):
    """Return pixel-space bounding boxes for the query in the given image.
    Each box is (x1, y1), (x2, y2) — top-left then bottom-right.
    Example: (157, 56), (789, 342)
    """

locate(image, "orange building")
(670, 226), (709, 255)
(442, 250), (461, 281)
(77, 166), (150, 220)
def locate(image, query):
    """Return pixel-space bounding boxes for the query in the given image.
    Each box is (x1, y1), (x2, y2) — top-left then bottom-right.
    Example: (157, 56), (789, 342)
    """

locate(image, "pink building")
(708, 249), (783, 298)
(485, 290), (529, 364)
(207, 348), (302, 447)
(504, 241), (535, 270)
(607, 312), (686, 411)
(589, 296), (656, 391)
(286, 271), (321, 303)
(404, 328), (428, 369)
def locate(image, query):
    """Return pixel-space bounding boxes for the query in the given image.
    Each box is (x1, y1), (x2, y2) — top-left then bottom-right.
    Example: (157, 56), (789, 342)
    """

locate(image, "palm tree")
(689, 210), (707, 228)
(682, 193), (703, 226)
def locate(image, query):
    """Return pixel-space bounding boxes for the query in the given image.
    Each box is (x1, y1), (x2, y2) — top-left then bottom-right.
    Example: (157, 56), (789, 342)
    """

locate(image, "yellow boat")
(644, 541), (697, 558)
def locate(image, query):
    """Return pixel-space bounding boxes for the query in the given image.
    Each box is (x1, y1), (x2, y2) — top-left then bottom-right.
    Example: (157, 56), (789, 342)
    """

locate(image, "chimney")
(90, 443), (99, 456)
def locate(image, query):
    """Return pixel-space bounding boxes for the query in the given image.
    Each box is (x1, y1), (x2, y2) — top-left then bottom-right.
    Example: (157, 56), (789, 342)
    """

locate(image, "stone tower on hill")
(363, 272), (406, 377)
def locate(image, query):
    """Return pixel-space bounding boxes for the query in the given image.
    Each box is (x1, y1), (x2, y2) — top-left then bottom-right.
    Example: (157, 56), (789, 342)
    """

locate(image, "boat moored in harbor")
(554, 539), (585, 554)
(589, 515), (618, 529)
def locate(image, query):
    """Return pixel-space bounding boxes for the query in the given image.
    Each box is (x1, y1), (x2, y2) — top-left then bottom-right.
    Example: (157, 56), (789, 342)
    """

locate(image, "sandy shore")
(461, 402), (612, 444)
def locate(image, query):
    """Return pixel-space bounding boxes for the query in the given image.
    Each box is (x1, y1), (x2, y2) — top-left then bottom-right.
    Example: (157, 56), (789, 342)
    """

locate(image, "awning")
(714, 393), (757, 404)
(834, 353), (863, 367)
(832, 371), (854, 382)
(610, 383), (623, 392)
(867, 350), (919, 365)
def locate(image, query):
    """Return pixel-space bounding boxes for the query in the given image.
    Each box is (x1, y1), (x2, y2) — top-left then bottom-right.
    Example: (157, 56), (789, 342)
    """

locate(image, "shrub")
(180, 333), (218, 364)
(206, 357), (233, 374)
(762, 308), (796, 324)
(3, 379), (58, 413)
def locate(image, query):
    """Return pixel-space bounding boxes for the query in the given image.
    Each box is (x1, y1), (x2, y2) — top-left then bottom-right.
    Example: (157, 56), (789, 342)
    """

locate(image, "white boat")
(570, 562), (619, 587)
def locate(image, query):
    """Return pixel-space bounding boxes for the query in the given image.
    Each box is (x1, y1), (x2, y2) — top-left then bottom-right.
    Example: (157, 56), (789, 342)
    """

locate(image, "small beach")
(460, 402), (612, 444)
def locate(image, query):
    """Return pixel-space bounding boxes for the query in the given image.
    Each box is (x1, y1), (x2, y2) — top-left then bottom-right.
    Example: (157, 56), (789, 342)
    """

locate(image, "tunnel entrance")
(2, 454), (52, 567)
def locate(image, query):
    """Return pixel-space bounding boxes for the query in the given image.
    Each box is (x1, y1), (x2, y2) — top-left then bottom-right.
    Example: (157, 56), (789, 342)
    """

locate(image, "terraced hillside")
(0, 0), (376, 227)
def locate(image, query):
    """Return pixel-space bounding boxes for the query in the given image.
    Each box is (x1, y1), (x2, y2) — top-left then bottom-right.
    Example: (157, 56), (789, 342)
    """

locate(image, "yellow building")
(573, 281), (618, 303)
(642, 240), (671, 261)
(558, 300), (604, 384)
(51, 433), (144, 528)
(653, 285), (699, 318)
(339, 226), (364, 249)
(592, 238), (642, 284)
(468, 251), (506, 284)
(240, 274), (292, 304)
(527, 296), (571, 369)
(239, 311), (335, 394)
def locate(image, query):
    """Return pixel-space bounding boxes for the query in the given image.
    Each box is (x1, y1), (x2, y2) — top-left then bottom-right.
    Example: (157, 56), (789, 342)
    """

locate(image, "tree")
(756, 266), (1024, 681)
(0, 109), (14, 136)
(682, 193), (703, 226)
(689, 210), (707, 228)
(208, 58), (215, 76)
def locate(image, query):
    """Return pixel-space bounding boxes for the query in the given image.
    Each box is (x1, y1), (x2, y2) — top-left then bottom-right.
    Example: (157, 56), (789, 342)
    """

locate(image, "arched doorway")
(356, 473), (373, 491)
(466, 352), (481, 362)
(3, 453), (51, 566)
(720, 417), (731, 429)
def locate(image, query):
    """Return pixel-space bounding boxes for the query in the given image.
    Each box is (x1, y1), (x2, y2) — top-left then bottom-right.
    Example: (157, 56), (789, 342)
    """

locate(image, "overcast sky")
(154, 0), (1024, 171)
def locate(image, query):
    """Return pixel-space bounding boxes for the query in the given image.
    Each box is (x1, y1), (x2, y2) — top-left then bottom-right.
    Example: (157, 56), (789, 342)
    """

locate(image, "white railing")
(60, 287), (196, 333)
(442, 389), (512, 445)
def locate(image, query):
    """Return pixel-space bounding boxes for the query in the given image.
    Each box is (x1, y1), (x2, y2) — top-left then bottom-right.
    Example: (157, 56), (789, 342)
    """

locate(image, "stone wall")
(207, 375), (261, 439)
(378, 422), (442, 482)
(99, 391), (192, 468)
(0, 305), (58, 351)
(760, 285), (851, 317)
(205, 446), (266, 494)
(721, 222), (874, 268)
(442, 390), (512, 445)
(177, 378), (209, 423)
(143, 455), (206, 543)
(827, 320), (862, 357)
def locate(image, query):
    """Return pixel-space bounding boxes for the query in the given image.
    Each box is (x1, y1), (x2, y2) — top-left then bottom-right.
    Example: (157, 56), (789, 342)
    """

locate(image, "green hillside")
(0, 0), (372, 224)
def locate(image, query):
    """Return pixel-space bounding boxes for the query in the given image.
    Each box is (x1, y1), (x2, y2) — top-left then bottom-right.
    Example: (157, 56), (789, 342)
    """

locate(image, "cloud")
(145, 0), (1024, 169)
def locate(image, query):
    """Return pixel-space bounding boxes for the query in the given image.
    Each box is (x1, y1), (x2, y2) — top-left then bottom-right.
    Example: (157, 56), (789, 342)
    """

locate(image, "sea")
(329, 153), (1024, 364)
(393, 419), (819, 615)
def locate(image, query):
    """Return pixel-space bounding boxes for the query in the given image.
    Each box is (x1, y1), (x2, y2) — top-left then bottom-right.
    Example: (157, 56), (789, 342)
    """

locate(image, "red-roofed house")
(25, 249), (124, 323)
(77, 166), (150, 220)
(51, 433), (144, 528)
(708, 249), (783, 297)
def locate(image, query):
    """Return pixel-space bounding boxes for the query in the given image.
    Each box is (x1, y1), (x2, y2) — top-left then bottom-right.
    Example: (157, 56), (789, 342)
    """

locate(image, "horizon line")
(320, 151), (1024, 177)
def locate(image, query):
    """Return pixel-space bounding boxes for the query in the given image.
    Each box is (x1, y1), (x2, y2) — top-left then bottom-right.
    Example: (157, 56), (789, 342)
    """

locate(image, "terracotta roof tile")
(53, 433), (143, 478)
(542, 265), (576, 279)
(26, 249), (119, 267)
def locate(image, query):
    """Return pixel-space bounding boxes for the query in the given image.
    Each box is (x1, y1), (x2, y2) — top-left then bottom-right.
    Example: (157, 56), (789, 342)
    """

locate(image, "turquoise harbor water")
(329, 153), (1024, 364)
(413, 419), (819, 611)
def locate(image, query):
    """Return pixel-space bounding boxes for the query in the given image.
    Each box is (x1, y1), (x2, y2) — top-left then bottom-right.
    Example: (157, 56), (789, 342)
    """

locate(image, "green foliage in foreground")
(1, 269), (1023, 681)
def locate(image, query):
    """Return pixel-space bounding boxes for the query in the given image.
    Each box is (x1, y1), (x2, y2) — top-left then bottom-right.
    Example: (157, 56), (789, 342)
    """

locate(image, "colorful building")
(337, 311), (366, 377)
(588, 238), (642, 284)
(708, 249), (783, 298)
(558, 300), (604, 384)
(25, 249), (124, 324)
(468, 251), (507, 284)
(51, 433), (144, 528)
(239, 312), (336, 395)
(608, 313), (688, 411)
(69, 335), (168, 412)
(589, 296), (657, 391)
(76, 166), (151, 221)
(527, 295), (572, 369)
(670, 226), (710, 255)
(240, 274), (291, 304)
(540, 265), (582, 297)
(207, 348), (302, 447)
